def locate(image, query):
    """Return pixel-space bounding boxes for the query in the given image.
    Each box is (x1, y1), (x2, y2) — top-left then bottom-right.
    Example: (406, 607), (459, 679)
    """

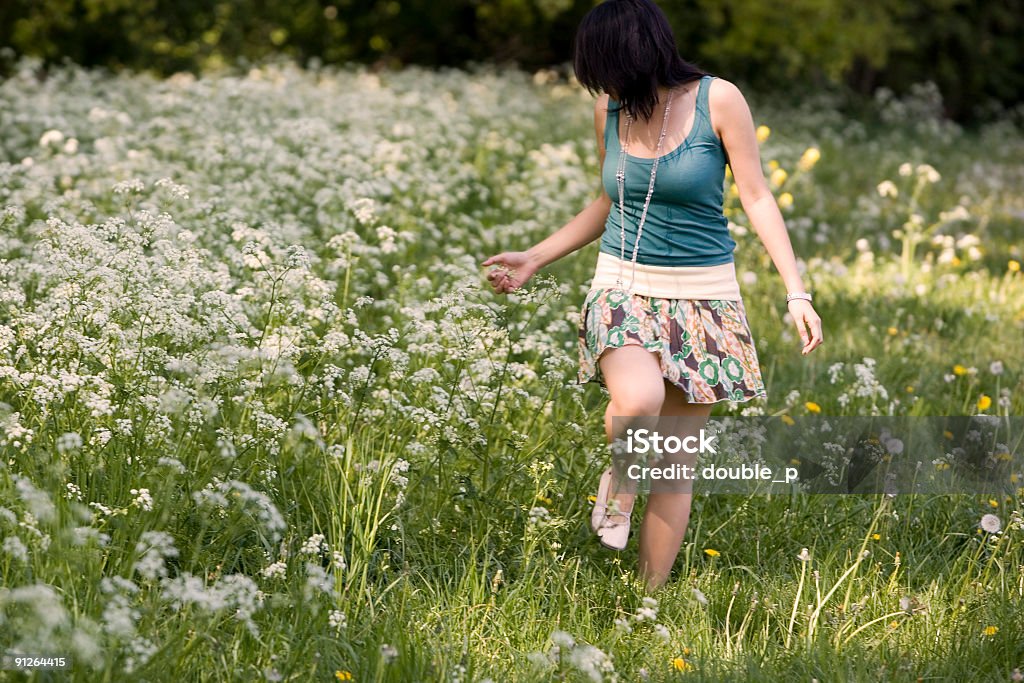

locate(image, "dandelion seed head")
(979, 513), (1001, 534)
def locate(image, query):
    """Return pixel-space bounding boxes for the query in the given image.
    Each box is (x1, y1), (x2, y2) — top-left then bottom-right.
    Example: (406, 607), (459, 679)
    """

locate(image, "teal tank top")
(599, 74), (736, 266)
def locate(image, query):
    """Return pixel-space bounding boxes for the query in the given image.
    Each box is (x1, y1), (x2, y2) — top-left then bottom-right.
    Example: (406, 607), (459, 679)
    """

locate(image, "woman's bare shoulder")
(707, 76), (745, 106)
(706, 77), (750, 138)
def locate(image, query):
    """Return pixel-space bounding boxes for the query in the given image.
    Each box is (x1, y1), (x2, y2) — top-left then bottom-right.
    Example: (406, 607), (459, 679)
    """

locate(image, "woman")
(482, 0), (823, 591)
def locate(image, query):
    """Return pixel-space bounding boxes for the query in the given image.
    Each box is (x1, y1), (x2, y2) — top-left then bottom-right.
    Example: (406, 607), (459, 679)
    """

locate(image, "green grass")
(0, 59), (1022, 681)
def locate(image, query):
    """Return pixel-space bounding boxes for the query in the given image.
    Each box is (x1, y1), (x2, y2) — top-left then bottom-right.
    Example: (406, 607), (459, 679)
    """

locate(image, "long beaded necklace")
(615, 86), (677, 293)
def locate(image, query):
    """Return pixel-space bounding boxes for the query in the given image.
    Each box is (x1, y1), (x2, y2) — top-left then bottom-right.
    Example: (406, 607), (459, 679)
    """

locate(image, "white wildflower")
(133, 531), (179, 580)
(916, 163), (941, 183)
(328, 609), (347, 630)
(380, 643), (398, 663)
(39, 129), (65, 147)
(130, 488), (153, 511)
(331, 551), (347, 570)
(300, 533), (328, 555)
(979, 514), (1001, 534)
(261, 561), (288, 579)
(876, 180), (898, 198)
(56, 432), (83, 453)
(154, 177), (190, 199)
(3, 536), (28, 562)
(113, 178), (146, 194)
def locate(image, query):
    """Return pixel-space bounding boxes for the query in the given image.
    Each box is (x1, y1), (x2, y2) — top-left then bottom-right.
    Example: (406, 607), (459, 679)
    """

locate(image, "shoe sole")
(598, 537), (627, 551)
(590, 467), (613, 533)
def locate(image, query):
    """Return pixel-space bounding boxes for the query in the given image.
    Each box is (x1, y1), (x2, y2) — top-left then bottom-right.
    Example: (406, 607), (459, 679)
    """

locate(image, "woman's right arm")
(483, 95), (613, 293)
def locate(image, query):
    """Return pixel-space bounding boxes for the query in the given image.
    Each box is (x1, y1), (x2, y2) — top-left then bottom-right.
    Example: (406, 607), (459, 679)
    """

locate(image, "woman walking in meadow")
(483, 0), (823, 591)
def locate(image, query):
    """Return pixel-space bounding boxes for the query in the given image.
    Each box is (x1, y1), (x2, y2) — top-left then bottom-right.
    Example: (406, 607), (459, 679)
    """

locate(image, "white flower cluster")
(130, 488), (153, 511)
(300, 533), (329, 556)
(192, 480), (287, 542)
(328, 609), (347, 630)
(160, 572), (265, 636)
(829, 358), (890, 414)
(528, 629), (617, 683)
(132, 531), (179, 580)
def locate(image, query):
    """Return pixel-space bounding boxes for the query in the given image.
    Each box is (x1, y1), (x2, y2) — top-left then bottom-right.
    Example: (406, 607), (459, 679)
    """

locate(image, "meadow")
(1, 57), (1023, 681)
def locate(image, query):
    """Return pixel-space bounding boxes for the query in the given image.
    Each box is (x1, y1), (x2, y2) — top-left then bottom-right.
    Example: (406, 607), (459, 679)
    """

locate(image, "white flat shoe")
(591, 467), (633, 550)
(596, 509), (632, 550)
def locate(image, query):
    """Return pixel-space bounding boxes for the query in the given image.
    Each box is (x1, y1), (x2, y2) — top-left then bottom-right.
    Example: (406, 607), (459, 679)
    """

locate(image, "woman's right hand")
(481, 251), (538, 294)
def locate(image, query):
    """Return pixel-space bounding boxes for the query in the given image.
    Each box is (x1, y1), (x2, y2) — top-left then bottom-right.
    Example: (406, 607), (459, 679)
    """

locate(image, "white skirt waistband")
(589, 251), (742, 300)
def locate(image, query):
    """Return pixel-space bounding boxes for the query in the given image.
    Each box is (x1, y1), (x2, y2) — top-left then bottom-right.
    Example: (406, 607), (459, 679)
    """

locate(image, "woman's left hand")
(787, 299), (823, 355)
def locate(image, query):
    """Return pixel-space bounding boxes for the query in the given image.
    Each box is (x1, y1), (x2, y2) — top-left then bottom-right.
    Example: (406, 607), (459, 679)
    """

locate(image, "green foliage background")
(0, 0), (1022, 124)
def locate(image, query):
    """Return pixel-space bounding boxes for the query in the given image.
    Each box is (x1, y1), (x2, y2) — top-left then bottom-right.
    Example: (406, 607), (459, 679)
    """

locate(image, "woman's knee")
(599, 346), (665, 416)
(608, 388), (665, 417)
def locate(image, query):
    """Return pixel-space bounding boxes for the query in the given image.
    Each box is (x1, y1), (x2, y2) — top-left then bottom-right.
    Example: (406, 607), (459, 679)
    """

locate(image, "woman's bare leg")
(637, 379), (712, 591)
(597, 345), (666, 526)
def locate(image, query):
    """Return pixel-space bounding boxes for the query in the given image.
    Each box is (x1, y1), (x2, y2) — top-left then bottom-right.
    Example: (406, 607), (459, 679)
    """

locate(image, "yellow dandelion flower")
(943, 430), (954, 439)
(671, 657), (694, 671)
(952, 365), (967, 376)
(871, 533), (881, 540)
(767, 159), (779, 171)
(887, 326), (898, 336)
(781, 414), (795, 426)
(988, 499), (998, 508)
(804, 401), (821, 414)
(756, 125), (771, 143)
(704, 548), (720, 557)
(982, 625), (998, 637)
(770, 167), (788, 187)
(335, 671), (353, 681)
(905, 385), (914, 393)
(977, 394), (992, 411)
(777, 192), (794, 209)
(889, 620), (900, 629)
(798, 146), (821, 171)
(951, 256), (962, 266)
(587, 494), (597, 503)
(935, 462), (950, 471)
(1009, 260), (1020, 272)
(682, 647), (692, 656)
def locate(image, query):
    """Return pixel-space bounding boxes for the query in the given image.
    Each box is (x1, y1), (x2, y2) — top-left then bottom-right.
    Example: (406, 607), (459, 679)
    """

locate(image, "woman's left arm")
(710, 78), (823, 356)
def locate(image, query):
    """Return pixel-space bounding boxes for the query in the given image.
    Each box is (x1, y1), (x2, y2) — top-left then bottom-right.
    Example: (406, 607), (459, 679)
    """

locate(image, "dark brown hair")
(572, 0), (709, 122)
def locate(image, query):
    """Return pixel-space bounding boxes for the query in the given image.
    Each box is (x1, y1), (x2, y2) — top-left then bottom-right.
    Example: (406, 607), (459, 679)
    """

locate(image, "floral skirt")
(577, 287), (767, 404)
